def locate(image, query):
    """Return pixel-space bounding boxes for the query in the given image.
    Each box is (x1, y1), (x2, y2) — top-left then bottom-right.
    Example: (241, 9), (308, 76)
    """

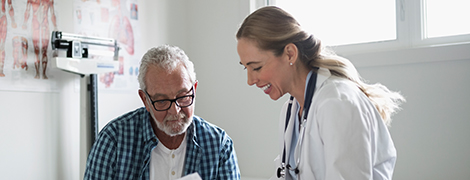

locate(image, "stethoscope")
(277, 69), (318, 179)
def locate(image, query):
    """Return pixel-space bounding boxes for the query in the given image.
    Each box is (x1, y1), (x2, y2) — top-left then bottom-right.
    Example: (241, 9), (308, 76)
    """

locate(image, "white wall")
(1, 0), (469, 180)
(0, 1), (80, 179)
(351, 53), (470, 180)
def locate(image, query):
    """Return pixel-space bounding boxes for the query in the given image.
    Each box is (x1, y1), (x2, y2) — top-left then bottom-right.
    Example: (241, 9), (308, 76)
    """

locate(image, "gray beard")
(150, 111), (192, 137)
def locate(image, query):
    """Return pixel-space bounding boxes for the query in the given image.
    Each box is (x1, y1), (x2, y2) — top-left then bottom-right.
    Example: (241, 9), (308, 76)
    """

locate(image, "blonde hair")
(236, 6), (404, 125)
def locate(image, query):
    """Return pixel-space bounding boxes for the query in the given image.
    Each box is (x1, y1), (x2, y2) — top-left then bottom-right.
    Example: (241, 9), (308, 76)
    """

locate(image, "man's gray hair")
(138, 45), (196, 91)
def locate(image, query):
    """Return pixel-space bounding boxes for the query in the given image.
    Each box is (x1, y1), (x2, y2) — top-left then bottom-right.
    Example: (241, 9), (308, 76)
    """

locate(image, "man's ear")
(193, 80), (198, 92)
(284, 43), (299, 64)
(138, 89), (151, 112)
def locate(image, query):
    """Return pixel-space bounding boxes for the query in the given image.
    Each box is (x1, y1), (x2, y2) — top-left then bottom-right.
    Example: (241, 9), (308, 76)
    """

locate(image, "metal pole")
(89, 74), (99, 143)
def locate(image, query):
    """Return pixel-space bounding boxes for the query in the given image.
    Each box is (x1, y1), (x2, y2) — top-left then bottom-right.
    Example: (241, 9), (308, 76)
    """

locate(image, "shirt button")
(171, 171), (175, 175)
(152, 138), (156, 142)
(172, 154), (175, 158)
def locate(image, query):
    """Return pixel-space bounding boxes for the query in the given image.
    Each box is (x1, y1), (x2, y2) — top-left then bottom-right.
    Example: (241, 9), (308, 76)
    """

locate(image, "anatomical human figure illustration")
(12, 36), (28, 70)
(0, 0), (17, 77)
(22, 0), (57, 79)
(109, 0), (134, 55)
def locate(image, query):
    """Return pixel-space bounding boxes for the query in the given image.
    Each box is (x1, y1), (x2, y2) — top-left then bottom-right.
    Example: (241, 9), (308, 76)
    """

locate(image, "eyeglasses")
(144, 86), (195, 111)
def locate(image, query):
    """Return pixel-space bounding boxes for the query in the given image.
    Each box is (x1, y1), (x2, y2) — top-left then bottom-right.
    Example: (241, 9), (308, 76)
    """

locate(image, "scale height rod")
(89, 74), (99, 143)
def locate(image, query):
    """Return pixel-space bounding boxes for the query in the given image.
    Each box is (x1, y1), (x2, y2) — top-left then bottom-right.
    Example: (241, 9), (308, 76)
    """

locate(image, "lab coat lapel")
(291, 67), (329, 155)
(296, 67), (330, 180)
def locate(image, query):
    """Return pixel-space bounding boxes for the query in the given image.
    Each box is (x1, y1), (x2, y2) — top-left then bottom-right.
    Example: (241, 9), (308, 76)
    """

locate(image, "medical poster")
(73, 0), (141, 92)
(0, 0), (60, 92)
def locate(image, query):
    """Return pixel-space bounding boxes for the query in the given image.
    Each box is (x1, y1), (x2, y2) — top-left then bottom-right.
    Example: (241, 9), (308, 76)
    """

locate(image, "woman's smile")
(260, 83), (272, 94)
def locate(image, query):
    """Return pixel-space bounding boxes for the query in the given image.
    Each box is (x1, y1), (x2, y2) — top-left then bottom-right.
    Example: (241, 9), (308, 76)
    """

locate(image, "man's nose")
(167, 101), (181, 115)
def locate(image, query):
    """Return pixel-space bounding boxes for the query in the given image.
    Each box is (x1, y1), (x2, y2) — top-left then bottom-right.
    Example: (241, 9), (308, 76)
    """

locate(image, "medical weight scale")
(50, 31), (119, 176)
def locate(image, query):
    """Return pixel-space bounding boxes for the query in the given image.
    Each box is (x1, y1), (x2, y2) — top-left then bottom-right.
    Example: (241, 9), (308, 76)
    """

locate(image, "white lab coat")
(271, 68), (396, 180)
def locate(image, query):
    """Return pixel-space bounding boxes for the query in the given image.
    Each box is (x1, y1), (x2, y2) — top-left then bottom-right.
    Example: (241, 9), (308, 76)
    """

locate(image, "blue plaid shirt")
(84, 107), (240, 180)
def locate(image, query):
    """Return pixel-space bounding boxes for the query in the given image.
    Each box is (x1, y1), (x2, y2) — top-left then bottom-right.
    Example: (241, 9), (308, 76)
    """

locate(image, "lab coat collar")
(314, 67), (331, 93)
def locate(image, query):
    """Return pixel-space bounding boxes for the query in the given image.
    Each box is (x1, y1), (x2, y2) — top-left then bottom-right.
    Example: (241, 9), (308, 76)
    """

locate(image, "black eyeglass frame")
(144, 86), (195, 111)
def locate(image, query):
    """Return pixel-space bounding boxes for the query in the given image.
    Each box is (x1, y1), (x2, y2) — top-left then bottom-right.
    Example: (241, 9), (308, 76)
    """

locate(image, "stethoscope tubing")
(278, 68), (318, 179)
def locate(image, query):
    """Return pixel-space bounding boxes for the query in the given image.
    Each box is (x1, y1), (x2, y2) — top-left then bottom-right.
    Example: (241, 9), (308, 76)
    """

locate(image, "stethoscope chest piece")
(277, 162), (300, 178)
(277, 163), (286, 178)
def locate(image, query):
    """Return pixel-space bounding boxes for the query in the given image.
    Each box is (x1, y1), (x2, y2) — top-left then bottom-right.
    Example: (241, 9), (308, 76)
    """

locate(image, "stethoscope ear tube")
(287, 164), (300, 174)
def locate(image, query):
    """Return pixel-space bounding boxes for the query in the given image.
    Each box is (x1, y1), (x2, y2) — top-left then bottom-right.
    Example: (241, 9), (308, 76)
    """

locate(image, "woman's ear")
(284, 43), (299, 64)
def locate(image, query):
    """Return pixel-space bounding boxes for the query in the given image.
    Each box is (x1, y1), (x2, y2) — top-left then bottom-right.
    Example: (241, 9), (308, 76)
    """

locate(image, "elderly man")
(84, 45), (240, 180)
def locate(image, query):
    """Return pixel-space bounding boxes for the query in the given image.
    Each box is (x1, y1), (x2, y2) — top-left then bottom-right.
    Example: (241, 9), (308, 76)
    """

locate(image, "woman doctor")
(236, 6), (405, 180)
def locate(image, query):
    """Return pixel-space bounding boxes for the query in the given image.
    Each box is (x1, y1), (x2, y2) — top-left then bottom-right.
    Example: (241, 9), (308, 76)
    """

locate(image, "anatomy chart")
(74, 0), (140, 92)
(0, 0), (60, 92)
